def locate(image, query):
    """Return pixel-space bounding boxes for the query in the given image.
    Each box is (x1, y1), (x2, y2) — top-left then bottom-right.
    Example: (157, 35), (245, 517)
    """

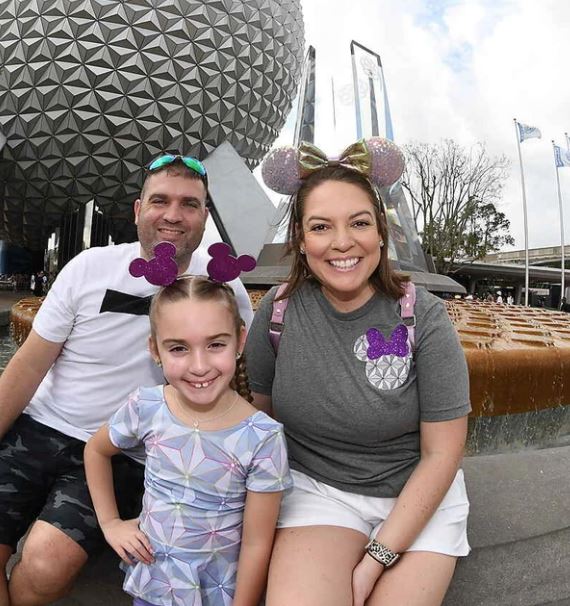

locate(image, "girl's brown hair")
(280, 165), (408, 301)
(149, 276), (252, 402)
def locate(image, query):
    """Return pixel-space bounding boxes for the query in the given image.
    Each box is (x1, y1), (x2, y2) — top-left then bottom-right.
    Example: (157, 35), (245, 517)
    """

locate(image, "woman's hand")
(352, 553), (384, 606)
(101, 518), (154, 565)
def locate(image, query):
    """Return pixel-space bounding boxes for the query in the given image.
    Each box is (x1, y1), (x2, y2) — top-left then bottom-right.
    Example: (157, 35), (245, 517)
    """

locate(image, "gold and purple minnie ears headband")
(129, 242), (256, 286)
(261, 137), (405, 195)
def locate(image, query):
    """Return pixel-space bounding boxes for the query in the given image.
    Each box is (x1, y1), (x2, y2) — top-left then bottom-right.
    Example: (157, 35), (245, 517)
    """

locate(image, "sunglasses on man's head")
(147, 154), (208, 181)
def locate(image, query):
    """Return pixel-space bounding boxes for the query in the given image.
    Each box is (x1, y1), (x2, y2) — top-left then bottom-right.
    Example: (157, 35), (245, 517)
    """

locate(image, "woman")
(244, 138), (471, 606)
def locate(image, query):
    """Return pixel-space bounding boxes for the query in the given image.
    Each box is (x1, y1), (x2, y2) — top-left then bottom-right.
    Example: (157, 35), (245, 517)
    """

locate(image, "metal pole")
(553, 140), (566, 305)
(292, 47), (316, 147)
(368, 76), (379, 136)
(514, 119), (530, 306)
(350, 43), (362, 139)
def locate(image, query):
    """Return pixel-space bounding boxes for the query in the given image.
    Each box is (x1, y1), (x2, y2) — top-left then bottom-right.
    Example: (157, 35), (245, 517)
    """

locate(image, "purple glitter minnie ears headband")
(129, 242), (256, 287)
(261, 137), (405, 195)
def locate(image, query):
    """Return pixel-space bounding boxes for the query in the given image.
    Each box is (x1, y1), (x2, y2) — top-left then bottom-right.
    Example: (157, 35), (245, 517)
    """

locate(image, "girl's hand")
(101, 518), (154, 565)
(352, 554), (384, 606)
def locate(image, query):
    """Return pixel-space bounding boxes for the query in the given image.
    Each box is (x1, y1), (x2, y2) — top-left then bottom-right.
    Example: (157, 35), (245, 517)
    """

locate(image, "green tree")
(400, 139), (512, 274)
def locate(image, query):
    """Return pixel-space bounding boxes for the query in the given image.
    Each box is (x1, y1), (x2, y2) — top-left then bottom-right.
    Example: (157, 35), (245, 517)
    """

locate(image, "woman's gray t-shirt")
(244, 281), (471, 498)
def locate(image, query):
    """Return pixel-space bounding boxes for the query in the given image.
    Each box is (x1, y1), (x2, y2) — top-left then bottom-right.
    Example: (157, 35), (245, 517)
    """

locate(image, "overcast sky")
(267, 0), (570, 252)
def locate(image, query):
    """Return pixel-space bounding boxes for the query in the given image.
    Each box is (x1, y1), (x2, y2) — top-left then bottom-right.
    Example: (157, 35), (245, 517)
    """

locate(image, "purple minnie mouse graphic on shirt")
(354, 324), (412, 390)
(366, 325), (409, 359)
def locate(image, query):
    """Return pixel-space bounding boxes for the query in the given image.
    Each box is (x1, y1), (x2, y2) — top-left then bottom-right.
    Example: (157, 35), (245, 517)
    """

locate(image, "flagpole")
(514, 118), (530, 306)
(553, 140), (566, 305)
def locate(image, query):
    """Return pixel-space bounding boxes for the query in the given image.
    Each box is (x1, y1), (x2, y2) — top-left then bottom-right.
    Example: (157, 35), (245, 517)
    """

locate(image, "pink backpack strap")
(399, 281), (416, 350)
(269, 283), (289, 353)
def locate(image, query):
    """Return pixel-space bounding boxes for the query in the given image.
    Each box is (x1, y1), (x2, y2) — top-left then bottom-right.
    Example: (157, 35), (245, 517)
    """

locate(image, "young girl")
(85, 276), (291, 606)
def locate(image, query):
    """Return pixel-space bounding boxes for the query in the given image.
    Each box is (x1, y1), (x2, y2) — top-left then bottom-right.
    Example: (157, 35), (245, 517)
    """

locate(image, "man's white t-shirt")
(29, 242), (253, 442)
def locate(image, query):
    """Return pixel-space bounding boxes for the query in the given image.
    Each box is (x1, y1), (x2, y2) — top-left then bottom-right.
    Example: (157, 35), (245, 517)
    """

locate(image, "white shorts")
(277, 469), (470, 557)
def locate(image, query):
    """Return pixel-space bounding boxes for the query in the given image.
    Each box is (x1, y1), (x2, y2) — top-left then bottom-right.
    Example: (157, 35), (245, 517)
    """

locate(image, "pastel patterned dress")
(108, 386), (291, 606)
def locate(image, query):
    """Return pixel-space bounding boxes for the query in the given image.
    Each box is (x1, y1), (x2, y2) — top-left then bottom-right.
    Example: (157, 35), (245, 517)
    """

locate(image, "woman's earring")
(236, 352), (242, 360)
(379, 240), (385, 248)
(155, 359), (162, 368)
(300, 246), (306, 255)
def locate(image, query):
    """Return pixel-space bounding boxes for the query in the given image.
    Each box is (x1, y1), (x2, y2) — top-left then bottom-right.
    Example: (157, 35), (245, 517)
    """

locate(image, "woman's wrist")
(365, 538), (401, 568)
(363, 552), (385, 571)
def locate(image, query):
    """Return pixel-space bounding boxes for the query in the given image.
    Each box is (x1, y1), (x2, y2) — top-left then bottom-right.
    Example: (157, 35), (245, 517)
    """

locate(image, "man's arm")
(0, 329), (64, 439)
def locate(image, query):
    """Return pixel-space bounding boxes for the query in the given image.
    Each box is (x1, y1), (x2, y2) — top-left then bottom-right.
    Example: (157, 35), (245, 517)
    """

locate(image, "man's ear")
(134, 198), (142, 225)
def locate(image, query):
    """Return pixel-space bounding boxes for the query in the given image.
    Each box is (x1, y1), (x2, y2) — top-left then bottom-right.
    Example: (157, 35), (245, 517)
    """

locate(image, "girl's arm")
(84, 425), (153, 565)
(352, 416), (467, 605)
(232, 490), (283, 606)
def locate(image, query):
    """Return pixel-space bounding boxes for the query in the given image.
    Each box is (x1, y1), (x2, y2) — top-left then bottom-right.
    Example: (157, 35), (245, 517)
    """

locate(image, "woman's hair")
(280, 165), (408, 301)
(149, 276), (252, 402)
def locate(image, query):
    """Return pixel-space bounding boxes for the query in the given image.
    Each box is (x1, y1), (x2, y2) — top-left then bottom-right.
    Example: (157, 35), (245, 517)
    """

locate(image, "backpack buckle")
(402, 315), (416, 327)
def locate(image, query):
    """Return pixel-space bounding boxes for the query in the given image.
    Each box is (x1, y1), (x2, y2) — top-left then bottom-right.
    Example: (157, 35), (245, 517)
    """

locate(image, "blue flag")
(554, 144), (570, 168)
(517, 122), (541, 142)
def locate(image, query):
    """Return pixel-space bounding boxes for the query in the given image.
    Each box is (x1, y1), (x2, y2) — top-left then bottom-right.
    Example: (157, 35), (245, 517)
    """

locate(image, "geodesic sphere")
(0, 0), (305, 248)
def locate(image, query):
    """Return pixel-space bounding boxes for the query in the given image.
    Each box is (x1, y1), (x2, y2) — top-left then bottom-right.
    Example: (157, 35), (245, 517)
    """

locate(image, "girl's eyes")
(209, 342), (226, 349)
(168, 343), (227, 353)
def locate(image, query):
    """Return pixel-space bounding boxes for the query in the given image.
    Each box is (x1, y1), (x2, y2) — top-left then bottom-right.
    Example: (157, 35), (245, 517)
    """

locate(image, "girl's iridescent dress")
(109, 386), (291, 606)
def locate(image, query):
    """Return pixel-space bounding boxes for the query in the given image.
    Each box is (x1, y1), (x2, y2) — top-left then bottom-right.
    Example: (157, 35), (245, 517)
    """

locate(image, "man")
(0, 155), (253, 606)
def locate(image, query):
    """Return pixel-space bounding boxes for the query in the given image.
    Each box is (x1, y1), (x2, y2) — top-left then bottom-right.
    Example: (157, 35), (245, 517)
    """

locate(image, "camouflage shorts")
(0, 414), (144, 555)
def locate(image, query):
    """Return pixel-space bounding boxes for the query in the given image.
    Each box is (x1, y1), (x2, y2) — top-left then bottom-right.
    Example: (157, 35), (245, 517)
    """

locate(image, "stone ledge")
(463, 445), (570, 548)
